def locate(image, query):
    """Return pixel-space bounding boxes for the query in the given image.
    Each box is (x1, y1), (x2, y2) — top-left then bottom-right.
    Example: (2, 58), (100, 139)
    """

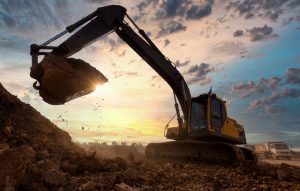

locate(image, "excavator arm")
(30, 5), (191, 129)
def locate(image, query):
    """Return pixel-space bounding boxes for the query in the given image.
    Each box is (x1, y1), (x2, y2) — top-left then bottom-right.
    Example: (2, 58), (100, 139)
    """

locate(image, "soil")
(0, 83), (300, 191)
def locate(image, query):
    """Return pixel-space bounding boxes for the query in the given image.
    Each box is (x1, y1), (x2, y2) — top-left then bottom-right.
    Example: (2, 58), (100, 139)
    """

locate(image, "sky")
(0, 0), (300, 147)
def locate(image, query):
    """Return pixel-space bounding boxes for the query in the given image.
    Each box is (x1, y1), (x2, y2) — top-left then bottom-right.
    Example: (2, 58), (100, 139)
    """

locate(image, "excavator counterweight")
(29, 5), (257, 164)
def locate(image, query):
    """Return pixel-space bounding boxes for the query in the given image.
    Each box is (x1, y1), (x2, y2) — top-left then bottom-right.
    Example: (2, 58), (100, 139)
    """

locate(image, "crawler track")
(145, 141), (257, 164)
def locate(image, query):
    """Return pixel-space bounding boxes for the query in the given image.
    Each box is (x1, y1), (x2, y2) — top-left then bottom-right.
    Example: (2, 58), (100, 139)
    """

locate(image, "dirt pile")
(0, 83), (131, 191)
(80, 143), (145, 161)
(1, 83), (300, 191)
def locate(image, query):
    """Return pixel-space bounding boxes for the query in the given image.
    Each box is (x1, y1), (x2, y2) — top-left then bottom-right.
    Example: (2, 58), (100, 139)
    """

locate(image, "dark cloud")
(156, 0), (190, 18)
(231, 77), (281, 98)
(233, 30), (244, 37)
(210, 41), (247, 57)
(277, 120), (300, 126)
(186, 3), (213, 20)
(174, 60), (190, 67)
(157, 21), (187, 37)
(101, 37), (125, 52)
(139, 0), (214, 21)
(246, 25), (279, 42)
(287, 0), (300, 8)
(163, 39), (171, 47)
(0, 35), (30, 52)
(0, 0), (71, 37)
(137, 0), (159, 12)
(248, 88), (300, 111)
(83, 0), (110, 4)
(226, 0), (299, 21)
(185, 63), (214, 86)
(285, 68), (300, 86)
(264, 105), (286, 117)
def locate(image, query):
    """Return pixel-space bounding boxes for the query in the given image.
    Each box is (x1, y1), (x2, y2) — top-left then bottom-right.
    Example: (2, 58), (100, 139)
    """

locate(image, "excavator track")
(145, 141), (257, 164)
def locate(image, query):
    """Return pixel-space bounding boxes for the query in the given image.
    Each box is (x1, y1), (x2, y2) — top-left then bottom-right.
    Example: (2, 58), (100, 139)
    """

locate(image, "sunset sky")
(1, 0), (300, 147)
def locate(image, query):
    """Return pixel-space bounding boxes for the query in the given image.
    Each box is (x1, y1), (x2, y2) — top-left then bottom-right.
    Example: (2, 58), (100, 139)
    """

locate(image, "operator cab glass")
(211, 97), (227, 129)
(190, 101), (207, 130)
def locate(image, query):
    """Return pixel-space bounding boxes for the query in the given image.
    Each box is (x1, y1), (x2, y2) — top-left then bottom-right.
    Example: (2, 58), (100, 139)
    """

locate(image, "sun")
(94, 83), (112, 96)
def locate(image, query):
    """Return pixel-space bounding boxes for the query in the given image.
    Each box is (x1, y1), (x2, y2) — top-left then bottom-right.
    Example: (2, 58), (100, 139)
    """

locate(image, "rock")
(60, 160), (77, 175)
(42, 169), (67, 186)
(114, 183), (138, 191)
(127, 152), (135, 162)
(2, 125), (12, 137)
(78, 182), (97, 191)
(114, 157), (128, 170)
(36, 149), (50, 161)
(105, 161), (119, 172)
(277, 163), (300, 182)
(76, 156), (104, 174)
(22, 182), (48, 191)
(0, 143), (9, 154)
(180, 173), (189, 180)
(123, 168), (139, 184)
(259, 184), (270, 190)
(0, 146), (35, 190)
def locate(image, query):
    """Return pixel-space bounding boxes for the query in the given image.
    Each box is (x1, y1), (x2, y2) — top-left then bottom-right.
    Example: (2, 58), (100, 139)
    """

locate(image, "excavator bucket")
(33, 54), (108, 105)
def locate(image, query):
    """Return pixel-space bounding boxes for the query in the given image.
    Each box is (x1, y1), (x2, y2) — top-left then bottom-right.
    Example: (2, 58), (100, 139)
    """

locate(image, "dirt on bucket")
(34, 54), (108, 105)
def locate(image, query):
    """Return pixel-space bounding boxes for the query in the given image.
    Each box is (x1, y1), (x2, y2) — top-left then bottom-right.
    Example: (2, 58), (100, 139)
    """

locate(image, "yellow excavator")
(29, 5), (256, 164)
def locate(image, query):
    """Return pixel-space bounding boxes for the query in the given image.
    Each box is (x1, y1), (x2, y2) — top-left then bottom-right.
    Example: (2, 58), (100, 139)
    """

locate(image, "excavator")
(29, 5), (256, 164)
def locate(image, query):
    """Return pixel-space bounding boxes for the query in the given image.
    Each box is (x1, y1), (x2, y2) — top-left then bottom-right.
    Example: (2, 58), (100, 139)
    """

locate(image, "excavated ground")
(0, 83), (300, 191)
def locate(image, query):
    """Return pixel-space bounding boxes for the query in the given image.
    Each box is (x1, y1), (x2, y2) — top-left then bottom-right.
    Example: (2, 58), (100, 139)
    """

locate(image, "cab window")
(190, 101), (207, 130)
(211, 98), (223, 128)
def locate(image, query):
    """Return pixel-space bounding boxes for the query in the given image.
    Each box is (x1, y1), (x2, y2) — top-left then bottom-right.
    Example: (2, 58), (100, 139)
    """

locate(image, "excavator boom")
(30, 5), (190, 128)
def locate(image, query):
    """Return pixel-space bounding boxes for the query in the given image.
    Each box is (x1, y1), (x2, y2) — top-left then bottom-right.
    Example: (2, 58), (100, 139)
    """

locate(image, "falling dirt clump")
(1, 83), (300, 191)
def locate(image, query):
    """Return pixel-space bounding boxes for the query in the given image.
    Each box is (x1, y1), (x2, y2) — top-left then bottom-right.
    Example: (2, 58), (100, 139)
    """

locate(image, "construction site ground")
(263, 159), (300, 167)
(1, 83), (300, 191)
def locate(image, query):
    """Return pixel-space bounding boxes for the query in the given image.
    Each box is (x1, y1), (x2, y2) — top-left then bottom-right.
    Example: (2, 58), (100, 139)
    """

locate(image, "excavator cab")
(166, 93), (246, 144)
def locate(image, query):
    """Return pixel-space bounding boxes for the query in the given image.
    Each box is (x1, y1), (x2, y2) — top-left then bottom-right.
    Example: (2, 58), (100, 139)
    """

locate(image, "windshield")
(274, 144), (289, 149)
(190, 101), (207, 130)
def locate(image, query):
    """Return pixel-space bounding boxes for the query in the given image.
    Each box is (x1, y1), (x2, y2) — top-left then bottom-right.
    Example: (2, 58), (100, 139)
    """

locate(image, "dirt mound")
(0, 83), (129, 191)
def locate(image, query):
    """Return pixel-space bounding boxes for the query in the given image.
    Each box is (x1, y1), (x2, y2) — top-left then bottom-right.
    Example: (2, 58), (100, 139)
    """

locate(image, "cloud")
(247, 88), (300, 111)
(113, 71), (138, 79)
(163, 39), (171, 47)
(210, 40), (247, 57)
(0, 35), (31, 52)
(157, 21), (187, 37)
(17, 86), (41, 104)
(137, 0), (214, 21)
(0, 0), (71, 37)
(226, 0), (300, 21)
(174, 60), (190, 67)
(231, 77), (281, 98)
(82, 0), (111, 4)
(277, 120), (300, 126)
(184, 63), (214, 86)
(233, 29), (244, 37)
(264, 105), (286, 117)
(285, 67), (300, 86)
(186, 3), (213, 20)
(246, 24), (279, 42)
(137, 0), (159, 12)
